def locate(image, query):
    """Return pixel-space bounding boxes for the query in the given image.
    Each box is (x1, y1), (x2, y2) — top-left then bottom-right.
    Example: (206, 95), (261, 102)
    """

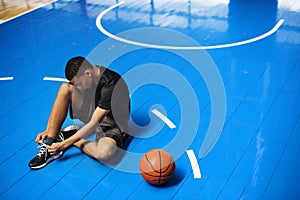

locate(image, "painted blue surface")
(0, 0), (299, 199)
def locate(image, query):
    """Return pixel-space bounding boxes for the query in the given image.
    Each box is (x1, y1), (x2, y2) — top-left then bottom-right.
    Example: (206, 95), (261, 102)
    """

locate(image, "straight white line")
(0, 0), (57, 25)
(186, 150), (202, 179)
(96, 1), (284, 50)
(43, 77), (69, 83)
(0, 77), (14, 81)
(151, 109), (176, 129)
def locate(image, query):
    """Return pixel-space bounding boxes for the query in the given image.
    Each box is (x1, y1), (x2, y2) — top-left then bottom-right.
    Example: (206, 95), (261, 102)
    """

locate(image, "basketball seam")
(145, 153), (161, 174)
(161, 157), (174, 173)
(140, 169), (174, 178)
(158, 150), (162, 185)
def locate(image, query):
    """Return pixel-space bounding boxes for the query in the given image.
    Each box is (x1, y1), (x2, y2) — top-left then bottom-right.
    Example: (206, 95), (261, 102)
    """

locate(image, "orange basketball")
(139, 149), (175, 186)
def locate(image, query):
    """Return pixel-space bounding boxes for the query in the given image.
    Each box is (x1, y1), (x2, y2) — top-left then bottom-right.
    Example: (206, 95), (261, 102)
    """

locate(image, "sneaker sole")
(61, 124), (81, 132)
(30, 151), (63, 170)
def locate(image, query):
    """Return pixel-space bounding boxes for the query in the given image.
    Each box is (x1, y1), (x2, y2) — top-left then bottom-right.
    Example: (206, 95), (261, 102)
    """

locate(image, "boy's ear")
(85, 69), (91, 77)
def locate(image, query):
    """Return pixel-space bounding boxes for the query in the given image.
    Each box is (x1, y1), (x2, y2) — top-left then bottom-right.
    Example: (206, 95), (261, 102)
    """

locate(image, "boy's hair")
(65, 56), (93, 80)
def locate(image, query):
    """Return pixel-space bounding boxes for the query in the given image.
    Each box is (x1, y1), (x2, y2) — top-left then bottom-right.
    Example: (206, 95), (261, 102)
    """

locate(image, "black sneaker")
(28, 125), (80, 170)
(28, 143), (63, 170)
(57, 124), (80, 142)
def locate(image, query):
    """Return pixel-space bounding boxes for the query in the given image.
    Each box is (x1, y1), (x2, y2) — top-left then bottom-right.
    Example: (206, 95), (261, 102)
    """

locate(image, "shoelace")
(36, 143), (47, 157)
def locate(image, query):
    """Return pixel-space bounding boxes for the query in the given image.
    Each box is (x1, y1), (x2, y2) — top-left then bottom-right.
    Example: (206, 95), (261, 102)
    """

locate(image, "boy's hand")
(35, 131), (47, 144)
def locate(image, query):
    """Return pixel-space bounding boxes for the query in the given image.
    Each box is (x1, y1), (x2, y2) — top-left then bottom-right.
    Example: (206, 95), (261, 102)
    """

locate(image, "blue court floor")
(0, 0), (299, 199)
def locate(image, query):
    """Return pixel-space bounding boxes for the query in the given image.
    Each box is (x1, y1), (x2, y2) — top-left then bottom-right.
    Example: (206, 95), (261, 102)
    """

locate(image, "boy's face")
(71, 69), (93, 90)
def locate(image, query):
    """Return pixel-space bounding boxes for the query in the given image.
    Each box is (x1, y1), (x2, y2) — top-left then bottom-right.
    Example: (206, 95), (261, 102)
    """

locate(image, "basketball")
(139, 149), (175, 186)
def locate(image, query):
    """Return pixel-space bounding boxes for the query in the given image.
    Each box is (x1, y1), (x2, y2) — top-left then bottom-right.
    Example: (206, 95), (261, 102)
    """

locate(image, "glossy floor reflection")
(0, 0), (299, 199)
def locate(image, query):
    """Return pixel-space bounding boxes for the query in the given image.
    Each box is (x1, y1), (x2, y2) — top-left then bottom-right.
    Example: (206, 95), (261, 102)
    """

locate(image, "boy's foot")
(28, 143), (63, 170)
(57, 124), (80, 142)
(28, 124), (80, 170)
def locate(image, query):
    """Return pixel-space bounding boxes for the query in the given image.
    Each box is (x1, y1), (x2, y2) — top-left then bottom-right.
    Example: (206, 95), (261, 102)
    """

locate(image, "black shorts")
(70, 106), (127, 148)
(95, 116), (127, 148)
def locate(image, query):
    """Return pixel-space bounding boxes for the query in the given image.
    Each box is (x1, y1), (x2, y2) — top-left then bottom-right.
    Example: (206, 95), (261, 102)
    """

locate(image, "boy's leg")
(45, 84), (83, 143)
(73, 137), (117, 161)
(28, 83), (83, 169)
(73, 119), (124, 162)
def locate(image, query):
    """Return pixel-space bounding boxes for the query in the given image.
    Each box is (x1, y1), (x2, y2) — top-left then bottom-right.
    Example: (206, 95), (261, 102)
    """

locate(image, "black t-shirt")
(95, 66), (130, 131)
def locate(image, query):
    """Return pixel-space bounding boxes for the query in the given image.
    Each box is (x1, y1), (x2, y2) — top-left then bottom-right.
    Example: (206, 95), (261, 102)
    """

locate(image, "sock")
(46, 137), (56, 145)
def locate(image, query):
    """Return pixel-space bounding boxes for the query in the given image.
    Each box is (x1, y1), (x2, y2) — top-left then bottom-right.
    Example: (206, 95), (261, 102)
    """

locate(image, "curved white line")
(151, 109), (176, 129)
(186, 150), (201, 179)
(96, 1), (284, 50)
(43, 77), (69, 83)
(0, 77), (14, 81)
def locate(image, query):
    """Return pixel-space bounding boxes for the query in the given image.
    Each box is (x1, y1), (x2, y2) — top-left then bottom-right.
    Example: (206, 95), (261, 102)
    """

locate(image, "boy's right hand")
(35, 131), (48, 144)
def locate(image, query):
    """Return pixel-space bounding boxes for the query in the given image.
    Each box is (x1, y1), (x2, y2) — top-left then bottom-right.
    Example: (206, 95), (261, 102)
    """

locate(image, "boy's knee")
(94, 149), (115, 161)
(94, 138), (117, 161)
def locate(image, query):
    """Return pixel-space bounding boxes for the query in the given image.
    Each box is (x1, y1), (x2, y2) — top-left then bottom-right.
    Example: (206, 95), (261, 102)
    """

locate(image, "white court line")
(96, 1), (284, 50)
(0, 77), (14, 81)
(43, 77), (69, 83)
(151, 109), (176, 129)
(0, 0), (57, 25)
(186, 150), (202, 179)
